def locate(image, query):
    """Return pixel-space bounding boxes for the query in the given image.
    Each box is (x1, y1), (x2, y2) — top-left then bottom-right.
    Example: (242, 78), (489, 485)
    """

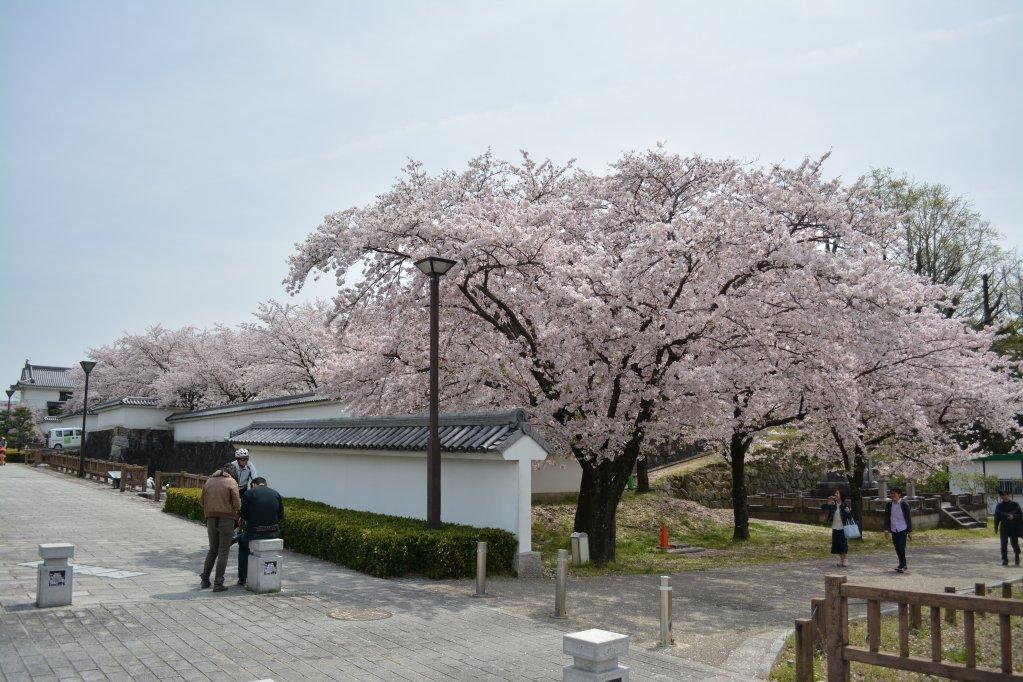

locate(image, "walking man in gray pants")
(199, 467), (240, 591)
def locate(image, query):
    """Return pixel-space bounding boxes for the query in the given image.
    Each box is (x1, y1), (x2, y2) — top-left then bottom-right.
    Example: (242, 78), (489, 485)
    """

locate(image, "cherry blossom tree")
(239, 299), (336, 395)
(285, 148), (937, 563)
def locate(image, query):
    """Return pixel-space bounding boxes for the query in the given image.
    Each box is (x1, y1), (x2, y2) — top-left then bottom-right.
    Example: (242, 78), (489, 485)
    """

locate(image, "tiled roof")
(91, 396), (161, 411)
(18, 363), (73, 389)
(42, 409), (95, 422)
(229, 409), (551, 454)
(166, 392), (335, 422)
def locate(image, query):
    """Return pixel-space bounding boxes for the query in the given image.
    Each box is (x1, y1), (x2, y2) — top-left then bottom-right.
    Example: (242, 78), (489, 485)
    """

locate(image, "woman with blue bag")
(822, 490), (858, 567)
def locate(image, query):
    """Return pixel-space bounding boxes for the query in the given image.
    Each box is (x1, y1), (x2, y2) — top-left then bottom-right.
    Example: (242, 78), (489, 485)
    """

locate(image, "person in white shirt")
(883, 486), (913, 573)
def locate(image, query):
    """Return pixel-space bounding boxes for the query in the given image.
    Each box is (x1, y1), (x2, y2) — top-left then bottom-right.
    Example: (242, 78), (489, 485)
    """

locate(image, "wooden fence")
(794, 575), (1023, 681)
(153, 471), (210, 502)
(36, 450), (148, 492)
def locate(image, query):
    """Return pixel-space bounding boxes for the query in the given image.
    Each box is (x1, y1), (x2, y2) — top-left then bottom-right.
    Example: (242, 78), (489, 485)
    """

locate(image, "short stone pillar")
(36, 543), (74, 608)
(877, 479), (887, 501)
(907, 480), (916, 499)
(570, 532), (590, 566)
(563, 629), (630, 681)
(246, 539), (283, 593)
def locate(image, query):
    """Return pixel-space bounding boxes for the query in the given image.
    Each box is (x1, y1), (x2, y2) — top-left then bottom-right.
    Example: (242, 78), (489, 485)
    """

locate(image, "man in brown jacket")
(200, 467), (241, 591)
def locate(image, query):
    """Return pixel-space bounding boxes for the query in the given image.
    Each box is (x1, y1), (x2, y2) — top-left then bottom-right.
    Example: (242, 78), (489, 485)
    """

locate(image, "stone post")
(36, 543), (74, 608)
(907, 480), (916, 499)
(876, 479), (887, 501)
(246, 539), (283, 593)
(563, 629), (630, 681)
(570, 532), (590, 566)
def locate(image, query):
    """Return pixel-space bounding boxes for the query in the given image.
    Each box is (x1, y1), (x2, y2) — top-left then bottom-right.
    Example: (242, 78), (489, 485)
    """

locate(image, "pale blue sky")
(2, 1), (1021, 378)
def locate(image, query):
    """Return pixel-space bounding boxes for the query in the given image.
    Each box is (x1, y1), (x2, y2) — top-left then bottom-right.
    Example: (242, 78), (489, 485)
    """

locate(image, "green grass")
(771, 592), (1023, 680)
(532, 491), (990, 576)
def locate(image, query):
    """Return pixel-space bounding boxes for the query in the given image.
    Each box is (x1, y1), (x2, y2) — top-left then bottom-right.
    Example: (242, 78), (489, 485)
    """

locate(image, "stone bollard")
(563, 629), (630, 681)
(877, 479), (887, 501)
(36, 543), (74, 608)
(246, 539), (283, 593)
(554, 548), (569, 618)
(658, 576), (674, 646)
(571, 532), (590, 566)
(473, 541), (487, 597)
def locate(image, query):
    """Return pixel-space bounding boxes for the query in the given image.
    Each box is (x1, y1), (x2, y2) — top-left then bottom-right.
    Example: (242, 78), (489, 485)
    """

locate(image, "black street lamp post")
(414, 256), (456, 530)
(78, 361), (97, 478)
(5, 388), (12, 414)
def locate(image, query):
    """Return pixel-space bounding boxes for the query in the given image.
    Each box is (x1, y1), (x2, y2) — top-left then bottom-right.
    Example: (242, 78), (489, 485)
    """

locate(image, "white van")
(47, 428), (82, 449)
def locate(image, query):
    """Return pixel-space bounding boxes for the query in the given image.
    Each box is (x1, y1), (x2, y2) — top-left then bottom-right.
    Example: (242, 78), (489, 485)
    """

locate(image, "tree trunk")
(848, 449), (867, 525)
(573, 454), (635, 565)
(636, 457), (650, 493)
(729, 433), (754, 541)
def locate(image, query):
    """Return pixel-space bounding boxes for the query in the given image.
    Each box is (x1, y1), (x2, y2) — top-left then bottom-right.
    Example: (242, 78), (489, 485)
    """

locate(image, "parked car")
(47, 428), (81, 449)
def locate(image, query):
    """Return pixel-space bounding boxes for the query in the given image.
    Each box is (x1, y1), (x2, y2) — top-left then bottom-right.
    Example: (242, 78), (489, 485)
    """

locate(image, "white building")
(9, 361), (73, 416)
(951, 453), (1022, 512)
(229, 409), (550, 560)
(167, 392), (345, 442)
(91, 396), (181, 430)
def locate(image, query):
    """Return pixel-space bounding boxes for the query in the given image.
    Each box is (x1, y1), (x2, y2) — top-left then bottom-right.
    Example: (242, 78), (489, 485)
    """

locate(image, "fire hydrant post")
(36, 543), (74, 608)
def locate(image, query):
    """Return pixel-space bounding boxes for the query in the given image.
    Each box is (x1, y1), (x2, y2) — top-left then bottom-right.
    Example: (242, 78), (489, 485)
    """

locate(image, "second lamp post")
(77, 360), (96, 478)
(414, 256), (456, 530)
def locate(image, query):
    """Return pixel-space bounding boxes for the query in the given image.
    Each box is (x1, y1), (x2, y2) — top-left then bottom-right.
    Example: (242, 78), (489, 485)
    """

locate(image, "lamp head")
(414, 256), (457, 277)
(80, 360), (97, 375)
(5, 389), (13, 398)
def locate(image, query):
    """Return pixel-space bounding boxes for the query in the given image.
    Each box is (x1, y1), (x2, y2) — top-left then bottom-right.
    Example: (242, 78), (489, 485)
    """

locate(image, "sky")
(1, 0), (1021, 380)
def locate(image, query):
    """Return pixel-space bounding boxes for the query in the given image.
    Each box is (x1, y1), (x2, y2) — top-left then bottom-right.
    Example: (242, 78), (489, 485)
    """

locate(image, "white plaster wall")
(248, 446), (520, 537)
(39, 415), (98, 434)
(96, 406), (176, 430)
(979, 460), (1023, 480)
(532, 458), (582, 495)
(18, 386), (63, 413)
(171, 402), (345, 442)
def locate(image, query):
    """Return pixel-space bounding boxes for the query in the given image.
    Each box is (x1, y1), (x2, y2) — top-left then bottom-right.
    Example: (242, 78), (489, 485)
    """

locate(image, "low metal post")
(554, 548), (568, 618)
(474, 541), (487, 597)
(659, 575), (673, 646)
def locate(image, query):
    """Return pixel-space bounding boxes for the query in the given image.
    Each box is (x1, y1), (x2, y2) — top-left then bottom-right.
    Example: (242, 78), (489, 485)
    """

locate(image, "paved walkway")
(0, 465), (748, 682)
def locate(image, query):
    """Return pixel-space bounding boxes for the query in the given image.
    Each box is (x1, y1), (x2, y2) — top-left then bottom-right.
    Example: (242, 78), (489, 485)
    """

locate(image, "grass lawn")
(532, 491), (990, 576)
(770, 592), (1023, 680)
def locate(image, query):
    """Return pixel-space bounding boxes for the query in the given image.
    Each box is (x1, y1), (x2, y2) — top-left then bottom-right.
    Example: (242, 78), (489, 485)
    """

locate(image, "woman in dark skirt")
(821, 490), (855, 567)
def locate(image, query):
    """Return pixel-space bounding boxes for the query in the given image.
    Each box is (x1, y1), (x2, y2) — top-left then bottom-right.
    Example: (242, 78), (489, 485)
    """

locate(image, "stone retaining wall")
(747, 492), (987, 531)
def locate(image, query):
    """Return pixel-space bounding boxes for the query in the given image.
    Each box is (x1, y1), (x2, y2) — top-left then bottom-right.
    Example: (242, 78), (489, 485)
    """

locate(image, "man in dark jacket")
(883, 486), (912, 573)
(237, 477), (284, 587)
(994, 490), (1022, 566)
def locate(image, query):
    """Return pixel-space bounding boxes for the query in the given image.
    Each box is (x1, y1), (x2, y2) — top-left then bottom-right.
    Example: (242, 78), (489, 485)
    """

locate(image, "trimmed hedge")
(4, 451), (27, 464)
(163, 488), (517, 579)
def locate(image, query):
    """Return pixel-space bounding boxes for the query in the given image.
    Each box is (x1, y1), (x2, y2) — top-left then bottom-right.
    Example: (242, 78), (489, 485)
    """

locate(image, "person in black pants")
(994, 490), (1022, 566)
(883, 487), (912, 573)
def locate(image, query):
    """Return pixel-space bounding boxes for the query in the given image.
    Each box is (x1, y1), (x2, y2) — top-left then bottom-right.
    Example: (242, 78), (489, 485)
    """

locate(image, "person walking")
(884, 486), (912, 573)
(223, 448), (257, 495)
(237, 476), (284, 587)
(199, 467), (241, 591)
(994, 490), (1022, 566)
(821, 490), (856, 567)
(0, 436), (7, 465)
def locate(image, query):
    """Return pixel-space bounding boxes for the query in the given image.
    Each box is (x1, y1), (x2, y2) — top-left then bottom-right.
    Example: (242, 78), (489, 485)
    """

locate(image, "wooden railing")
(153, 470), (210, 501)
(37, 450), (148, 492)
(795, 575), (1023, 681)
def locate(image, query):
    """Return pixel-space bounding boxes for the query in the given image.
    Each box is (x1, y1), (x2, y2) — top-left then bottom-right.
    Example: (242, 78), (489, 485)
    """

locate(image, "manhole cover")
(329, 608), (392, 621)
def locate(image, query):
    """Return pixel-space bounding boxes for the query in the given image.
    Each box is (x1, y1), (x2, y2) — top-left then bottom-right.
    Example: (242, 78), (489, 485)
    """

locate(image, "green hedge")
(3, 451), (27, 464)
(163, 488), (517, 579)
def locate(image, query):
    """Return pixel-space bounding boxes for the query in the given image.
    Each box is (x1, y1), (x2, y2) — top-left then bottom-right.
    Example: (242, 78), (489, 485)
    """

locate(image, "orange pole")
(659, 523), (669, 549)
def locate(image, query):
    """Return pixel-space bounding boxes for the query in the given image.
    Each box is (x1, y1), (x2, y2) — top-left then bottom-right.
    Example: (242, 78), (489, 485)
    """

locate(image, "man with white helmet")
(223, 448), (258, 495)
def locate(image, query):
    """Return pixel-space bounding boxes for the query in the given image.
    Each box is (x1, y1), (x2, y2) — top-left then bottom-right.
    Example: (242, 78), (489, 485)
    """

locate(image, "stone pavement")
(0, 464), (750, 682)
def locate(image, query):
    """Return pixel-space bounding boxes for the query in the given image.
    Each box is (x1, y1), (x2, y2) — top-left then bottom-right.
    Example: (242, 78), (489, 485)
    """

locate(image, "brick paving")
(0, 465), (748, 681)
